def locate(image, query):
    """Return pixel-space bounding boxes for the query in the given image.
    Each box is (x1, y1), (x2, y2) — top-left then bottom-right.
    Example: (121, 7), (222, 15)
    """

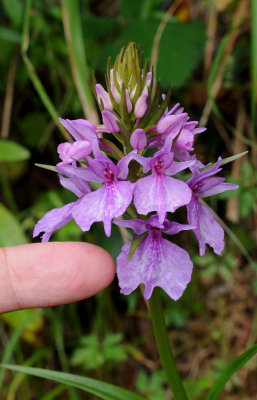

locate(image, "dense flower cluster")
(34, 44), (238, 301)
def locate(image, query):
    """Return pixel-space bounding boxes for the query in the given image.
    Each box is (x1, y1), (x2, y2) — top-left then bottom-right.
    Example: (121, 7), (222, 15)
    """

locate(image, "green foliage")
(219, 161), (257, 219)
(0, 203), (27, 245)
(206, 344), (257, 399)
(0, 140), (30, 162)
(194, 251), (239, 281)
(1, 309), (43, 344)
(0, 365), (144, 400)
(135, 370), (169, 399)
(71, 333), (128, 371)
(20, 112), (48, 148)
(97, 19), (206, 88)
(2, 0), (23, 27)
(184, 376), (213, 399)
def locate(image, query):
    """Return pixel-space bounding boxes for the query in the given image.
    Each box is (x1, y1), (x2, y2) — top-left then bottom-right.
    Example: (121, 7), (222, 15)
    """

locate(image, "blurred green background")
(0, 0), (256, 399)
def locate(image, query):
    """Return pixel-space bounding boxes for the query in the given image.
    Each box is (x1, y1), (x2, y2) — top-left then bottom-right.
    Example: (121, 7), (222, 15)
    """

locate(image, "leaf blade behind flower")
(0, 365), (145, 400)
(205, 344), (257, 400)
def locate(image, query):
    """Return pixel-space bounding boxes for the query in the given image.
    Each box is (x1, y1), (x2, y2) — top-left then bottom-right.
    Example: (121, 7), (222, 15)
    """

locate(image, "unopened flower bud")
(111, 81), (121, 103)
(135, 93), (148, 119)
(125, 89), (132, 113)
(143, 72), (152, 92)
(102, 110), (120, 133)
(130, 129), (147, 150)
(95, 84), (113, 111)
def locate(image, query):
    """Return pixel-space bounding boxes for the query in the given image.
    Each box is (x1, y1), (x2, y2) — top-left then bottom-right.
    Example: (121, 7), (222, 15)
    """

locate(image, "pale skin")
(0, 242), (115, 314)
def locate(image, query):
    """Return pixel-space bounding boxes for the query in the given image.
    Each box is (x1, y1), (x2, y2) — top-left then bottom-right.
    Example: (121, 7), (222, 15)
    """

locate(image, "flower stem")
(149, 288), (188, 400)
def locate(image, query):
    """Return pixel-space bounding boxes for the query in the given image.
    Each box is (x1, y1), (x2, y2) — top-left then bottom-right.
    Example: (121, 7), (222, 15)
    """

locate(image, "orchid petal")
(165, 159), (196, 176)
(117, 235), (193, 301)
(33, 202), (75, 242)
(113, 218), (147, 235)
(134, 174), (192, 224)
(199, 182), (239, 198)
(187, 198), (224, 256)
(72, 181), (134, 237)
(59, 118), (96, 141)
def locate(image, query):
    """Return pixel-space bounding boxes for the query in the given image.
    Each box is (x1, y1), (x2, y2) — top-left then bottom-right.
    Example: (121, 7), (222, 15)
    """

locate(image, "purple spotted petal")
(72, 181), (134, 237)
(33, 202), (75, 242)
(187, 197), (224, 256)
(133, 174), (192, 224)
(116, 235), (193, 300)
(87, 155), (118, 180)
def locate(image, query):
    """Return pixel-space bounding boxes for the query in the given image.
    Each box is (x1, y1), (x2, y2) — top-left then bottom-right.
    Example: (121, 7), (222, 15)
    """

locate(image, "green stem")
(21, 0), (70, 141)
(149, 288), (188, 400)
(250, 0), (257, 140)
(61, 0), (99, 124)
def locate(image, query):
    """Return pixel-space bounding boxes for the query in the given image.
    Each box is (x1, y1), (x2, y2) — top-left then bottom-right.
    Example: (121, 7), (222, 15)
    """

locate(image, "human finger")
(0, 242), (115, 313)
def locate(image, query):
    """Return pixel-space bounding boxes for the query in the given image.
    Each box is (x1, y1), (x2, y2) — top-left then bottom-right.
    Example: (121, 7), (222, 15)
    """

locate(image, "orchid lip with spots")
(34, 43), (239, 301)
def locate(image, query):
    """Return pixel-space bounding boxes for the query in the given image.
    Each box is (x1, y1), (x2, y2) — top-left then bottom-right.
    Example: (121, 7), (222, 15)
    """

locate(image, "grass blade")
(61, 0), (99, 124)
(250, 0), (257, 139)
(21, 0), (71, 141)
(206, 344), (257, 399)
(0, 365), (144, 400)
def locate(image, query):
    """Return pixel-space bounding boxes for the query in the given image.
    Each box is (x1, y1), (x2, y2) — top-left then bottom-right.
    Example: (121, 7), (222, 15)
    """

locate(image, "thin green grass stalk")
(149, 288), (188, 400)
(0, 310), (41, 391)
(21, 0), (71, 141)
(41, 384), (67, 400)
(7, 349), (46, 400)
(46, 308), (81, 400)
(61, 0), (99, 124)
(250, 0), (257, 139)
(205, 29), (257, 148)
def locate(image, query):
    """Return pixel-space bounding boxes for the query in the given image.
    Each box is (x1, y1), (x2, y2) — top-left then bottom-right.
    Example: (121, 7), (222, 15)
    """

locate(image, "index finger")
(0, 242), (115, 314)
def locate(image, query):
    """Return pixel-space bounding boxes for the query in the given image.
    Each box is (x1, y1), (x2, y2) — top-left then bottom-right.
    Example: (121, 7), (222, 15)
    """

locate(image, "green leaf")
(2, 0), (23, 27)
(240, 191), (255, 218)
(220, 151), (248, 167)
(0, 365), (145, 400)
(0, 140), (30, 162)
(0, 26), (20, 43)
(120, 0), (144, 19)
(82, 16), (118, 40)
(1, 309), (43, 344)
(35, 163), (58, 173)
(206, 344), (257, 400)
(199, 151), (248, 174)
(127, 233), (147, 260)
(0, 311), (42, 390)
(0, 203), (27, 246)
